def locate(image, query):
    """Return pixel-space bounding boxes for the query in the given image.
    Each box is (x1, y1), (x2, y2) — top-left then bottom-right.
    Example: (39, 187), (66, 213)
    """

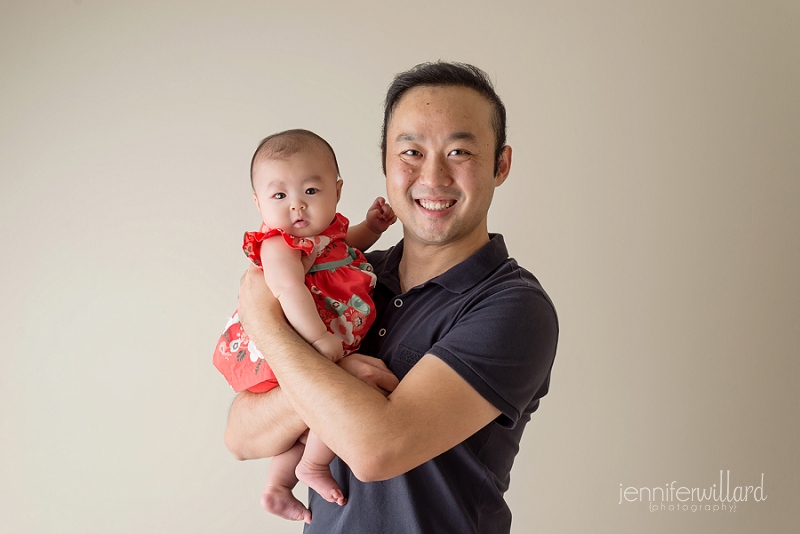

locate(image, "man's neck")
(397, 232), (490, 293)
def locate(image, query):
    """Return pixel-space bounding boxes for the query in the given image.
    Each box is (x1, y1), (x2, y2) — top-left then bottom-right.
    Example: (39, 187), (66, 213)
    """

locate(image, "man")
(226, 62), (559, 533)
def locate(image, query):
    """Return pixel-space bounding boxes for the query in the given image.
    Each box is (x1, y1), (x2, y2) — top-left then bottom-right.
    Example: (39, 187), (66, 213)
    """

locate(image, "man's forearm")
(224, 387), (307, 460)
(249, 319), (394, 474)
(250, 321), (499, 482)
(237, 263), (390, 465)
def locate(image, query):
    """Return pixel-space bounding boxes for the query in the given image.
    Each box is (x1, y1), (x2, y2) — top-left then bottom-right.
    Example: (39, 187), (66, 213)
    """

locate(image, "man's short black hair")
(380, 61), (507, 176)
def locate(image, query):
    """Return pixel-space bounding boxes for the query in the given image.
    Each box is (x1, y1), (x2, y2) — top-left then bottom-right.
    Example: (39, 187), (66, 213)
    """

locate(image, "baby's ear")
(336, 179), (343, 201)
(253, 193), (261, 210)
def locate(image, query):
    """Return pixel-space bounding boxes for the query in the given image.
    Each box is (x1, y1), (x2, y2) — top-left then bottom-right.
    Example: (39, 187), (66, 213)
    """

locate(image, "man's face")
(384, 85), (510, 250)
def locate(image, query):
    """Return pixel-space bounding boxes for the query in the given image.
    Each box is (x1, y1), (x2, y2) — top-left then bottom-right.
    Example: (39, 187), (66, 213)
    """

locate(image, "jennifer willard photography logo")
(618, 470), (767, 513)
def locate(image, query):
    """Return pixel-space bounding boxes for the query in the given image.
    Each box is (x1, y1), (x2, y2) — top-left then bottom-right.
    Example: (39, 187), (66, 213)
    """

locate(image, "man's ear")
(336, 179), (343, 201)
(494, 145), (512, 187)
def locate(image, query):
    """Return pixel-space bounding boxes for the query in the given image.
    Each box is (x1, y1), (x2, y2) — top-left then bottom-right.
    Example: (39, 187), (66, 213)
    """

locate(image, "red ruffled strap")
(242, 228), (315, 267)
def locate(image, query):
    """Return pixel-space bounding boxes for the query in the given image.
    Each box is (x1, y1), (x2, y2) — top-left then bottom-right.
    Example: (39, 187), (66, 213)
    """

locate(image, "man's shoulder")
(506, 258), (552, 298)
(477, 255), (556, 316)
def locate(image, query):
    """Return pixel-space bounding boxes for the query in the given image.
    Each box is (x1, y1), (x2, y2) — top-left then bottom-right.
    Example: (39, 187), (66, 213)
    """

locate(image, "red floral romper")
(213, 213), (377, 393)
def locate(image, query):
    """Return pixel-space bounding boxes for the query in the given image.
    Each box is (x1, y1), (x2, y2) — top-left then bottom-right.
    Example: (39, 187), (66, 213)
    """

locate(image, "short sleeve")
(427, 285), (558, 428)
(242, 228), (315, 267)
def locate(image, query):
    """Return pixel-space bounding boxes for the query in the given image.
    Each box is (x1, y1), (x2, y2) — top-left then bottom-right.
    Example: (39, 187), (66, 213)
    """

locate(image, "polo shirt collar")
(380, 234), (510, 294)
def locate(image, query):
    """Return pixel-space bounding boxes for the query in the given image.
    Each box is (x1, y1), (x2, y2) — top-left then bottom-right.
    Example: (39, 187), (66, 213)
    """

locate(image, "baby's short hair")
(250, 129), (340, 189)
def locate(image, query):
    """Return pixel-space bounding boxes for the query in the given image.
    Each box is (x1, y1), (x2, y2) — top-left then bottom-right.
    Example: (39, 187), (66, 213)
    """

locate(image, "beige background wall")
(1, 1), (798, 533)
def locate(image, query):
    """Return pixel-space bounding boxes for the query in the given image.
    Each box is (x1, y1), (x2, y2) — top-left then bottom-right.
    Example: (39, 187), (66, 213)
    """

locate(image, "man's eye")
(273, 192), (286, 199)
(305, 188), (318, 195)
(402, 149), (421, 156)
(449, 149), (469, 156)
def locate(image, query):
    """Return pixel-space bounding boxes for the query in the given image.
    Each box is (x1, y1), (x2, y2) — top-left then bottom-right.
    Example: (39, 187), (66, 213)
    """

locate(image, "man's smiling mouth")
(417, 199), (455, 211)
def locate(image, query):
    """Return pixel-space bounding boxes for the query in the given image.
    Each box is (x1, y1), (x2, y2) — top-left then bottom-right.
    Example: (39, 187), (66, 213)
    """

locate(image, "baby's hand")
(312, 333), (345, 363)
(365, 197), (397, 235)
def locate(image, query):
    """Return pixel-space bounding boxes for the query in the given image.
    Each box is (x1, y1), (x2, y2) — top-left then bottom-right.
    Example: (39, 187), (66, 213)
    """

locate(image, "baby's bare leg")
(295, 431), (346, 506)
(261, 442), (312, 524)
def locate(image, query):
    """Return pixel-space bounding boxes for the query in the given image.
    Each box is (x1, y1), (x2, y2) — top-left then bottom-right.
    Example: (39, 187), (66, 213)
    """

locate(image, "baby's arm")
(346, 197), (397, 251)
(259, 238), (343, 362)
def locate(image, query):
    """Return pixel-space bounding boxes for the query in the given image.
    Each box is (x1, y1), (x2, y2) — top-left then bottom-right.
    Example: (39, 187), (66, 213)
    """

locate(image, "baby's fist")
(313, 333), (345, 363)
(366, 197), (397, 235)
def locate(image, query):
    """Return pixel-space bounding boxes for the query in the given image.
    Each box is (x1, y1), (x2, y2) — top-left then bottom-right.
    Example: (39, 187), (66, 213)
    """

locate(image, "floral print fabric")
(213, 213), (377, 393)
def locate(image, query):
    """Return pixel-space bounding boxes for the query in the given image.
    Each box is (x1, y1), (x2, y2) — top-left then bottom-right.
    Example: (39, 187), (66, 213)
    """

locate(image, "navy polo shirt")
(305, 234), (558, 534)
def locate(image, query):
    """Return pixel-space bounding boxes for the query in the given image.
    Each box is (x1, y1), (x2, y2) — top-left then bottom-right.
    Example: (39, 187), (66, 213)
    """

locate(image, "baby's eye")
(273, 192), (286, 200)
(305, 188), (319, 195)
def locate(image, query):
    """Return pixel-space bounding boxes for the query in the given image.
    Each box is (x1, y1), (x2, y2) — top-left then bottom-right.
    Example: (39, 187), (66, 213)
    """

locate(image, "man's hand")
(238, 264), (284, 337)
(301, 248), (318, 273)
(338, 353), (399, 395)
(365, 197), (397, 235)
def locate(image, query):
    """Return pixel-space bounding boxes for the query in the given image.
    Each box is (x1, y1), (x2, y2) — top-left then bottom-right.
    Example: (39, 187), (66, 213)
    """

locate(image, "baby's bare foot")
(261, 484), (312, 524)
(296, 460), (347, 506)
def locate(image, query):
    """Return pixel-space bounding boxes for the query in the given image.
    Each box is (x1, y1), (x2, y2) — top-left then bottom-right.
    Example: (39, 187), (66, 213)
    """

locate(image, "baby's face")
(252, 146), (341, 237)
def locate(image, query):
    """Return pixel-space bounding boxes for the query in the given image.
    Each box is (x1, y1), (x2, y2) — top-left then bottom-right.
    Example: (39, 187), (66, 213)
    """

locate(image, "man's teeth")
(418, 199), (454, 211)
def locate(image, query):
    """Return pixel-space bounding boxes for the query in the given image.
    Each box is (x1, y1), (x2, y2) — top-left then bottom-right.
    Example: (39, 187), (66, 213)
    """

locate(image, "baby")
(213, 129), (395, 523)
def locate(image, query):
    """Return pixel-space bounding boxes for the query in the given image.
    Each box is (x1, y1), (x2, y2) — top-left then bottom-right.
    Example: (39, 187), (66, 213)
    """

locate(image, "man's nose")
(419, 153), (451, 187)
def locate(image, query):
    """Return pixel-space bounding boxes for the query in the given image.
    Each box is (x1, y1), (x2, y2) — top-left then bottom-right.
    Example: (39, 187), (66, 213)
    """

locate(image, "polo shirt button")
(378, 328), (387, 337)
(394, 298), (403, 308)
